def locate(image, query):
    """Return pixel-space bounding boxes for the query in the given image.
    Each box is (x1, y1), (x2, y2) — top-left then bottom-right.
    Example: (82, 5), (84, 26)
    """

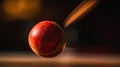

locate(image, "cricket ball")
(28, 21), (66, 57)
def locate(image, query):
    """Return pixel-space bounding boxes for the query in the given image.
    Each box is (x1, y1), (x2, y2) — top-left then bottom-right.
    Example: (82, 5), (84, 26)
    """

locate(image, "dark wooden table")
(0, 51), (120, 67)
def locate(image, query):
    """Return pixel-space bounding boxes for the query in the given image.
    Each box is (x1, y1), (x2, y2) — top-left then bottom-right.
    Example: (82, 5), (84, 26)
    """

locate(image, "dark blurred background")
(0, 0), (120, 54)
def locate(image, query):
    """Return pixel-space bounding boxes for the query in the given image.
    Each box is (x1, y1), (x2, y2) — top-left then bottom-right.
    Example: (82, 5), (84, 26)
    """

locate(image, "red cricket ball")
(28, 21), (66, 57)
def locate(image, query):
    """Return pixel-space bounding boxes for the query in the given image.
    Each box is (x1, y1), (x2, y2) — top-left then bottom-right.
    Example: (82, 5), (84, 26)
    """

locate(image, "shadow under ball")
(28, 21), (66, 57)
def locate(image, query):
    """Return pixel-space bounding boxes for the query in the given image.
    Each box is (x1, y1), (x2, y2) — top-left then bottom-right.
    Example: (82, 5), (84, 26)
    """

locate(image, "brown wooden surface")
(0, 51), (120, 67)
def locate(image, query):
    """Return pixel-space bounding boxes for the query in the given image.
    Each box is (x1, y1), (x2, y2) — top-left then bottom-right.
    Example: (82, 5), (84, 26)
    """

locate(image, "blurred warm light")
(64, 0), (98, 27)
(3, 0), (41, 20)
